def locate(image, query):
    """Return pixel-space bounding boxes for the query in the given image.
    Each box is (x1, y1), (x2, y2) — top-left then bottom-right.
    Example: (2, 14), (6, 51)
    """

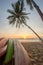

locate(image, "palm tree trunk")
(32, 0), (43, 21)
(23, 22), (43, 42)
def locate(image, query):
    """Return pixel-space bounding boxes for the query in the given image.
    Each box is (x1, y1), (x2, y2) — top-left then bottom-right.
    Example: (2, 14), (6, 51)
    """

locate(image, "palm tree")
(7, 0), (43, 42)
(26, 0), (43, 21)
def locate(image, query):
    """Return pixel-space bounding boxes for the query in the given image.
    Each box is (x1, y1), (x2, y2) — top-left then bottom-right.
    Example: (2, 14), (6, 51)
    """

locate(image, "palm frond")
(20, 17), (25, 23)
(21, 12), (30, 15)
(9, 17), (16, 25)
(21, 16), (29, 19)
(16, 19), (19, 27)
(7, 15), (14, 19)
(20, 17), (26, 25)
(11, 3), (15, 10)
(20, 0), (24, 12)
(18, 22), (21, 28)
(15, 1), (20, 13)
(7, 1), (30, 28)
(12, 19), (16, 25)
(18, 20), (22, 28)
(26, 0), (33, 10)
(7, 9), (16, 15)
(19, 12), (30, 16)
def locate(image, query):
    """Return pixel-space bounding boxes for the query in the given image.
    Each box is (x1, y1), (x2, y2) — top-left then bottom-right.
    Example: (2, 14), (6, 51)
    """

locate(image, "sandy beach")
(0, 38), (43, 65)
(21, 42), (43, 65)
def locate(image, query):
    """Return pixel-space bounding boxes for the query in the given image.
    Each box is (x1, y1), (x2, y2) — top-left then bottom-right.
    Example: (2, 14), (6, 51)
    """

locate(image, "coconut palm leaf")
(26, 0), (43, 20)
(19, 0), (24, 12)
(16, 19), (19, 28)
(7, 9), (16, 15)
(26, 0), (33, 10)
(7, 15), (14, 19)
(15, 1), (20, 13)
(11, 3), (15, 10)
(9, 17), (16, 25)
(7, 0), (43, 42)
(21, 16), (29, 19)
(19, 12), (30, 16)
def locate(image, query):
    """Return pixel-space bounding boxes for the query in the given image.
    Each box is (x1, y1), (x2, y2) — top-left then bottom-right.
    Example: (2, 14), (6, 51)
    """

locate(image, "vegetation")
(24, 0), (43, 21)
(4, 40), (14, 64)
(7, 0), (43, 42)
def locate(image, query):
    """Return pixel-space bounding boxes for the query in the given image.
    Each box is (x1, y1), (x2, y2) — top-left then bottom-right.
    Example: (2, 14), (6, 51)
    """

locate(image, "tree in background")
(7, 0), (43, 42)
(26, 0), (43, 21)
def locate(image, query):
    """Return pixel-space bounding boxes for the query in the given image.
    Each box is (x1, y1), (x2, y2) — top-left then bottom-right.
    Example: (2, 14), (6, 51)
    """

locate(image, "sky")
(0, 0), (43, 38)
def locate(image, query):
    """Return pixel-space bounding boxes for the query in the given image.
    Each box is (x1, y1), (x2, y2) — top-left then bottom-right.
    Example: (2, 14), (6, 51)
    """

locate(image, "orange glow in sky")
(0, 0), (43, 39)
(0, 33), (43, 39)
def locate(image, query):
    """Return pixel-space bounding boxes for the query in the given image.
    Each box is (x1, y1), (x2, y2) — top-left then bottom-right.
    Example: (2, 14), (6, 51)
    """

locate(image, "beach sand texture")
(22, 42), (43, 65)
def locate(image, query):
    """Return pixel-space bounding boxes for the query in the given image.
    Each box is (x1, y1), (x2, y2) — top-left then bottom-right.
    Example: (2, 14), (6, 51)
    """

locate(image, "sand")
(22, 42), (43, 65)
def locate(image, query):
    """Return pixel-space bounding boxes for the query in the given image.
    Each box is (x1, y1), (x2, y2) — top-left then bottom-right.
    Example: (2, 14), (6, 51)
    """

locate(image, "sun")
(23, 35), (26, 39)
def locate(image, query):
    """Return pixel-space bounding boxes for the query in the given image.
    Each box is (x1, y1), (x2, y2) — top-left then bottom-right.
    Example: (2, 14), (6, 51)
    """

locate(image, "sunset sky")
(0, 0), (43, 38)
